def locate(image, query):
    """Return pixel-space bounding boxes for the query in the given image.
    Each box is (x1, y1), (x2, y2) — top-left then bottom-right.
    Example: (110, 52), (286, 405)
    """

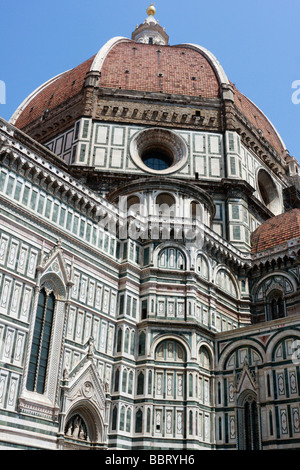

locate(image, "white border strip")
(90, 36), (131, 73)
(178, 43), (230, 85)
(10, 71), (69, 125)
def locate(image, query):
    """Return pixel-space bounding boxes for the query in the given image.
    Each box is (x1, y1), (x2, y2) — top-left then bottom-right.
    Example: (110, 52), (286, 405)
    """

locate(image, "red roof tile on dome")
(12, 41), (287, 161)
(98, 42), (220, 98)
(232, 83), (285, 156)
(251, 209), (300, 254)
(14, 56), (95, 129)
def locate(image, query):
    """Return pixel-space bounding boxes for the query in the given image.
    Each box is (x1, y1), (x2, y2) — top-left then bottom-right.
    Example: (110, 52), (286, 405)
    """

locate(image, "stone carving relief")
(65, 414), (88, 441)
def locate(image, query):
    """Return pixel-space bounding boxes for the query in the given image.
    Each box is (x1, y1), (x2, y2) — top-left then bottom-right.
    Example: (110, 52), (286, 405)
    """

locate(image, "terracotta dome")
(251, 209), (300, 254)
(10, 37), (286, 158)
(11, 55), (96, 130)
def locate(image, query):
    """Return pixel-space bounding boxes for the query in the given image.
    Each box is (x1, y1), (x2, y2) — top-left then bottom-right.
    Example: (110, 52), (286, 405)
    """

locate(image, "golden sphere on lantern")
(147, 4), (156, 16)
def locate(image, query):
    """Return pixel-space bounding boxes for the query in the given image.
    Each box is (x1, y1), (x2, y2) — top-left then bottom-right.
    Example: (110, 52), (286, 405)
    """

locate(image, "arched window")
(189, 374), (193, 397)
(199, 346), (211, 370)
(218, 417), (222, 441)
(127, 195), (141, 215)
(147, 408), (151, 433)
(268, 290), (285, 320)
(114, 369), (120, 392)
(196, 254), (209, 280)
(117, 328), (123, 353)
(135, 409), (143, 433)
(189, 410), (193, 434)
(26, 288), (56, 394)
(112, 406), (118, 431)
(126, 408), (132, 433)
(122, 369), (128, 393)
(130, 331), (135, 355)
(158, 247), (186, 270)
(124, 328), (130, 353)
(156, 193), (175, 217)
(218, 382), (222, 405)
(137, 372), (144, 395)
(237, 391), (260, 450)
(155, 340), (186, 362)
(138, 331), (146, 356)
(148, 370), (153, 394)
(128, 371), (134, 394)
(269, 410), (274, 436)
(216, 269), (238, 298)
(190, 201), (198, 220)
(120, 406), (125, 431)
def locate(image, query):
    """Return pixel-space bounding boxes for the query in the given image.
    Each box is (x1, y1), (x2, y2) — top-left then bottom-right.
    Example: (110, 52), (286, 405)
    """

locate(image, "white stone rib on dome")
(90, 36), (131, 73)
(10, 71), (69, 125)
(179, 43), (286, 153)
(178, 43), (230, 86)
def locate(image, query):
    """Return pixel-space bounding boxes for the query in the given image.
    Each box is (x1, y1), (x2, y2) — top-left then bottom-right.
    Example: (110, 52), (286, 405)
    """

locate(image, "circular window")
(130, 128), (188, 175)
(142, 147), (173, 171)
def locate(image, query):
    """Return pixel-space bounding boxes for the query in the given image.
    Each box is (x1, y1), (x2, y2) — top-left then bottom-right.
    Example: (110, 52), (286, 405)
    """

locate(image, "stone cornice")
(233, 104), (289, 180)
(251, 237), (300, 265)
(0, 117), (120, 224)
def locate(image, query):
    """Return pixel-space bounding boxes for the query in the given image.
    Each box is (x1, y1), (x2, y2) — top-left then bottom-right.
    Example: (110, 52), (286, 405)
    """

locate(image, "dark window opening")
(237, 393), (260, 450)
(26, 288), (55, 394)
(135, 410), (143, 433)
(141, 300), (148, 320)
(137, 372), (144, 395)
(268, 291), (285, 321)
(142, 147), (173, 171)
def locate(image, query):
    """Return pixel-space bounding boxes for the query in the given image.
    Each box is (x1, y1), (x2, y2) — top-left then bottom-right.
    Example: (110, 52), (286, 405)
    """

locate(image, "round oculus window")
(130, 128), (188, 175)
(142, 147), (173, 171)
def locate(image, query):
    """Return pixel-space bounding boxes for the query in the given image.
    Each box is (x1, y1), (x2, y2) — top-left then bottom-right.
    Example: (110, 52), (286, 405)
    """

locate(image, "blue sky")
(0, 0), (299, 160)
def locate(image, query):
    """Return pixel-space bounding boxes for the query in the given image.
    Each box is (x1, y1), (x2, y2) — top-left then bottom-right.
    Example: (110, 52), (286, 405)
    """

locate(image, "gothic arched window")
(137, 372), (144, 395)
(120, 406), (125, 431)
(138, 331), (146, 356)
(237, 392), (260, 450)
(128, 371), (134, 394)
(117, 328), (123, 352)
(122, 369), (128, 393)
(126, 408), (132, 433)
(124, 328), (130, 353)
(114, 369), (120, 392)
(268, 290), (286, 320)
(148, 370), (153, 394)
(112, 406), (118, 431)
(135, 409), (143, 433)
(26, 288), (56, 394)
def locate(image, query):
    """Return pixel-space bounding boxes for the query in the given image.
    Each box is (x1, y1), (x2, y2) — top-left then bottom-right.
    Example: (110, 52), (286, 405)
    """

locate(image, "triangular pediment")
(38, 239), (73, 287)
(62, 340), (107, 412)
(236, 361), (257, 395)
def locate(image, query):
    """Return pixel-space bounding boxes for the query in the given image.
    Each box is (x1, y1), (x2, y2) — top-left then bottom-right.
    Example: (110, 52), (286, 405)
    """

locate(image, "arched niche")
(199, 345), (213, 370)
(155, 192), (176, 217)
(237, 390), (260, 450)
(127, 195), (141, 214)
(155, 339), (187, 363)
(63, 403), (104, 449)
(257, 168), (281, 215)
(158, 246), (186, 270)
(215, 267), (239, 299)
